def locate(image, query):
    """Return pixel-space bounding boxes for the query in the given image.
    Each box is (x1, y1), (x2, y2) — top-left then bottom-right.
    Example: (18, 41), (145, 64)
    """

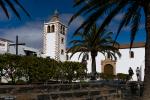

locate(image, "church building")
(0, 37), (41, 57)
(43, 11), (145, 81)
(42, 10), (67, 61)
(67, 43), (145, 81)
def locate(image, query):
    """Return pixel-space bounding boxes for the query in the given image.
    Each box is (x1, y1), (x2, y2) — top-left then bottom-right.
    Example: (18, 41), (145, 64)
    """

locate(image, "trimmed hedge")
(0, 54), (87, 84)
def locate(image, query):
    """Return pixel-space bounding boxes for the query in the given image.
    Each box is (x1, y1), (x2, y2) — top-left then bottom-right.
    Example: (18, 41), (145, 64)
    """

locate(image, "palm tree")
(70, 1), (150, 99)
(68, 24), (121, 80)
(0, 0), (30, 19)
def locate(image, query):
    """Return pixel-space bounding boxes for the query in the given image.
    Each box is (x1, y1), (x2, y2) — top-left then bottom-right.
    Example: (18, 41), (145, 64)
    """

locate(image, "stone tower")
(43, 10), (67, 61)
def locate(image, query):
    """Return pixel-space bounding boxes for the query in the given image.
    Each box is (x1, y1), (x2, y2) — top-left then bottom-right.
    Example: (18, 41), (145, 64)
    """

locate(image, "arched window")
(61, 49), (64, 55)
(61, 37), (64, 44)
(66, 54), (69, 60)
(47, 26), (50, 33)
(60, 25), (63, 33)
(51, 25), (55, 32)
(63, 27), (65, 35)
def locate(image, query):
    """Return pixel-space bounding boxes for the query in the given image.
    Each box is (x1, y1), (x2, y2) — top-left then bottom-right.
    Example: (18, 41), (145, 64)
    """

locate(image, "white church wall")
(0, 39), (12, 54)
(0, 40), (8, 53)
(8, 45), (41, 57)
(116, 48), (145, 81)
(68, 52), (105, 73)
(86, 52), (105, 73)
(59, 33), (66, 61)
(45, 33), (56, 58)
(68, 52), (83, 62)
(68, 47), (145, 81)
(43, 13), (67, 61)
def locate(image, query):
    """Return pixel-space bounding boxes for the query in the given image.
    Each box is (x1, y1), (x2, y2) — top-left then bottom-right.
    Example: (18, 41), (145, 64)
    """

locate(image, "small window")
(0, 43), (5, 46)
(60, 25), (63, 33)
(47, 26), (50, 33)
(66, 54), (69, 60)
(63, 27), (65, 35)
(61, 37), (64, 44)
(129, 51), (134, 58)
(51, 25), (55, 32)
(61, 49), (64, 55)
(60, 25), (65, 34)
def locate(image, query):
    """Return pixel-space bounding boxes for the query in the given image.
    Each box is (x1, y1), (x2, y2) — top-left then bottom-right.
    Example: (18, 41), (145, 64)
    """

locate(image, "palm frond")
(0, 0), (30, 19)
(70, 0), (116, 35)
(70, 40), (83, 44)
(130, 8), (141, 49)
(14, 0), (30, 17)
(69, 23), (121, 63)
(5, 0), (21, 19)
(98, 0), (128, 34)
(73, 0), (86, 7)
(114, 3), (139, 43)
(0, 0), (9, 18)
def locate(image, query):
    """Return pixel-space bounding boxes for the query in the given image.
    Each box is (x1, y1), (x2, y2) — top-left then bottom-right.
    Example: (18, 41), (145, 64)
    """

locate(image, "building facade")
(67, 43), (145, 81)
(0, 37), (41, 57)
(0, 38), (13, 54)
(0, 11), (145, 81)
(42, 12), (145, 81)
(42, 11), (67, 61)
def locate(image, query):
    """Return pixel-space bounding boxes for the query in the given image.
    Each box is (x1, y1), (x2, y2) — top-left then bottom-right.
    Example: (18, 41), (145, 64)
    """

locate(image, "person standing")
(136, 67), (141, 81)
(128, 67), (134, 80)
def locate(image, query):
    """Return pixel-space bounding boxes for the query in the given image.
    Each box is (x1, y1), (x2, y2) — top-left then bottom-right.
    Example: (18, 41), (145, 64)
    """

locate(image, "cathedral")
(42, 11), (145, 81)
(0, 11), (145, 81)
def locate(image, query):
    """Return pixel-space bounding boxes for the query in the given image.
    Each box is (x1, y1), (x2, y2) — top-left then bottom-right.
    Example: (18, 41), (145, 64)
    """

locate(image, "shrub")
(100, 73), (116, 80)
(117, 73), (129, 81)
(16, 80), (26, 85)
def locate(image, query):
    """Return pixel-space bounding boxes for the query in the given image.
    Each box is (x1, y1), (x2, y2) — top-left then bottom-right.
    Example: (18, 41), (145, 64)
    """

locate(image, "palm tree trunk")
(143, 5), (150, 100)
(91, 52), (97, 80)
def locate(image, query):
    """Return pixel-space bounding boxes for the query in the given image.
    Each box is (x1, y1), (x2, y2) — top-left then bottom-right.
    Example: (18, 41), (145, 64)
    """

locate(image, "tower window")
(47, 26), (50, 33)
(129, 51), (134, 58)
(61, 37), (64, 44)
(63, 27), (65, 35)
(66, 54), (69, 60)
(60, 25), (63, 33)
(61, 49), (64, 55)
(60, 25), (65, 35)
(0, 43), (5, 46)
(51, 25), (55, 32)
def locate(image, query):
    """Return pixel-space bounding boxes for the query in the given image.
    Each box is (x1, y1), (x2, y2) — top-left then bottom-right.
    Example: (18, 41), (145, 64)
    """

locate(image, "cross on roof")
(9, 35), (25, 55)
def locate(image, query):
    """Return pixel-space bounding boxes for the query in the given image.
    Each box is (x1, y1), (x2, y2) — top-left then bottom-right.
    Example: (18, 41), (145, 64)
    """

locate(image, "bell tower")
(43, 10), (67, 61)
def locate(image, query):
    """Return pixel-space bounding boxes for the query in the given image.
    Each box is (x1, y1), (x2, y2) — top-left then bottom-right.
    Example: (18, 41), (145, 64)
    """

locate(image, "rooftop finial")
(49, 9), (60, 22)
(54, 9), (59, 16)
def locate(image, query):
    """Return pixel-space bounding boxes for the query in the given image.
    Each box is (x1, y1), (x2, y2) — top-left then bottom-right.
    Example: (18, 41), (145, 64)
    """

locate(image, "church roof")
(50, 10), (60, 22)
(0, 37), (13, 43)
(66, 42), (145, 52)
(119, 42), (145, 49)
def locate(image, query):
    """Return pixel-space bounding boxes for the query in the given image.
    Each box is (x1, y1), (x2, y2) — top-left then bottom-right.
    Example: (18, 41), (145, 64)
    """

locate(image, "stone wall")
(0, 83), (122, 100)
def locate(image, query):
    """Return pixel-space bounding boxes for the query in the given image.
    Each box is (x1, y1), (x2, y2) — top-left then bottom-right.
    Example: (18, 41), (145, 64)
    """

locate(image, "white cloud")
(0, 21), (43, 49)
(0, 13), (84, 49)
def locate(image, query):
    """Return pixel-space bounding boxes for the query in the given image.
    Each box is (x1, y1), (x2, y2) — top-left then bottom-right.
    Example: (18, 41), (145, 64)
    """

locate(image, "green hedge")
(0, 54), (87, 84)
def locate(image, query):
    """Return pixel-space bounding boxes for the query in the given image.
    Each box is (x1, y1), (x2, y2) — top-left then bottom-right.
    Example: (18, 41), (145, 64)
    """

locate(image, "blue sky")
(0, 0), (146, 49)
